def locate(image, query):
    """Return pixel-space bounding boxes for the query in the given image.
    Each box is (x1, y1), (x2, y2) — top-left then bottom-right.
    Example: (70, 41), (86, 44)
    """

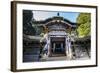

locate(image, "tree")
(23, 10), (36, 35)
(76, 13), (91, 37)
(23, 10), (33, 25)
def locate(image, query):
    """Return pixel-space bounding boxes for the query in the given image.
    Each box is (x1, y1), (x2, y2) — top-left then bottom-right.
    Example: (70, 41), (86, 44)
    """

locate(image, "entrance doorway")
(51, 37), (66, 56)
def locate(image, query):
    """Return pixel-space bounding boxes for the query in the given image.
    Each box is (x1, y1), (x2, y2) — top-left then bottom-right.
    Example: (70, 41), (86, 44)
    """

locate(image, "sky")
(32, 10), (80, 22)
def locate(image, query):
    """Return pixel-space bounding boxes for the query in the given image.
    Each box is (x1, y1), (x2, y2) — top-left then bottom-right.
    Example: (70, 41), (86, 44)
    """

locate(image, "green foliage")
(32, 23), (44, 36)
(77, 13), (91, 37)
(34, 26), (43, 35)
(23, 10), (33, 25)
(23, 10), (36, 35)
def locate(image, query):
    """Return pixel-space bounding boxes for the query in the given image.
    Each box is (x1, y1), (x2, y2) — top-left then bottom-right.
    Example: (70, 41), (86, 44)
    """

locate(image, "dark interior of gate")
(50, 37), (66, 56)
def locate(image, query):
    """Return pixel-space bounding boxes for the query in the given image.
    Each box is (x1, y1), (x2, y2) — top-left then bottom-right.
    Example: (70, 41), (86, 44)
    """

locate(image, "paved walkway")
(40, 55), (90, 62)
(40, 56), (67, 61)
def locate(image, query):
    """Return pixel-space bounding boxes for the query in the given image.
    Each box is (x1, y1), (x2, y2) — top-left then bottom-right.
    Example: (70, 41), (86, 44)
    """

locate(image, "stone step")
(50, 54), (66, 57)
(40, 56), (67, 61)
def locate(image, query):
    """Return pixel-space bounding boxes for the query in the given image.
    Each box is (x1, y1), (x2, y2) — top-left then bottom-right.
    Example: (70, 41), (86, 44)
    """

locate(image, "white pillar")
(65, 36), (72, 60)
(47, 37), (51, 56)
(65, 37), (69, 56)
(68, 37), (73, 59)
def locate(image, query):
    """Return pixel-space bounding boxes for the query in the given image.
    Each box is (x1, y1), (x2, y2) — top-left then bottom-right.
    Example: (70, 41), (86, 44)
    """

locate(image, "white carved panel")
(48, 31), (67, 36)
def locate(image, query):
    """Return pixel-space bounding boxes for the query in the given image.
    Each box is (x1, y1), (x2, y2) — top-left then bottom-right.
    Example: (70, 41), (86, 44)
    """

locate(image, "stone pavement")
(40, 54), (90, 62)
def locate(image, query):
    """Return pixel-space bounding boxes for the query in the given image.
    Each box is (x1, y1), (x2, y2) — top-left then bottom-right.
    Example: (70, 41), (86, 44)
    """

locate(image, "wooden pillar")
(61, 43), (63, 49)
(53, 43), (55, 53)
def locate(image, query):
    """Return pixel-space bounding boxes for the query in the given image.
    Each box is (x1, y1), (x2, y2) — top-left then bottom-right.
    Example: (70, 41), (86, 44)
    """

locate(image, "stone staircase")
(40, 56), (67, 61)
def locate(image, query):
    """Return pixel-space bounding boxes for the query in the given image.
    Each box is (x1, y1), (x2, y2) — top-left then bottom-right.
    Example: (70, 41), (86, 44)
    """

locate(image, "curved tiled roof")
(32, 16), (77, 27)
